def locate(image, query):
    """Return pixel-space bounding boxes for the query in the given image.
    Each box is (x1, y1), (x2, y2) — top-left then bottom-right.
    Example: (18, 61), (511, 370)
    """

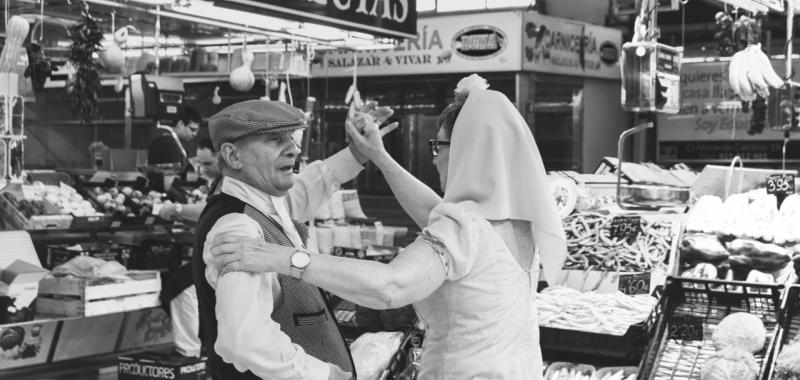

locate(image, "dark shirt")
(148, 128), (187, 167)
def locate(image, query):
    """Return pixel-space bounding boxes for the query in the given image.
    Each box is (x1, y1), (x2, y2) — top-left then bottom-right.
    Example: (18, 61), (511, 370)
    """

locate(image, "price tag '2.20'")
(668, 316), (704, 341)
(766, 174), (795, 195)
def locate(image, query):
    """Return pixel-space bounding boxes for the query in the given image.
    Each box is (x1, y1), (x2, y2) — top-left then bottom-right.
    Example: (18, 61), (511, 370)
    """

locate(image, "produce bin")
(25, 171), (112, 230)
(0, 193), (72, 230)
(637, 277), (783, 380)
(768, 285), (800, 380)
(46, 242), (133, 269)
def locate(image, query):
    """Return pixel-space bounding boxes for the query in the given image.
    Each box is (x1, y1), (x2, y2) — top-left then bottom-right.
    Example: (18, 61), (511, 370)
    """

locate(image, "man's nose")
(286, 139), (301, 157)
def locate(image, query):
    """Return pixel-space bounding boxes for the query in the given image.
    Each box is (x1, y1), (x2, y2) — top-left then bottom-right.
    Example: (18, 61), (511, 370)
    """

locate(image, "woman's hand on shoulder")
(210, 233), (293, 276)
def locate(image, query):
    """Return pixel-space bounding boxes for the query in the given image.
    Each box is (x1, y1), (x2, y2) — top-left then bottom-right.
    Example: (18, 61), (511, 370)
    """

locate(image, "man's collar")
(220, 176), (279, 217)
(157, 124), (176, 133)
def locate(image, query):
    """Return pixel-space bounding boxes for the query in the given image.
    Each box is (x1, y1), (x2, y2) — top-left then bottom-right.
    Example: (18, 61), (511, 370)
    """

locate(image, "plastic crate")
(46, 242), (133, 269)
(768, 285), (800, 380)
(637, 277), (783, 380)
(0, 193), (72, 230)
(539, 286), (663, 363)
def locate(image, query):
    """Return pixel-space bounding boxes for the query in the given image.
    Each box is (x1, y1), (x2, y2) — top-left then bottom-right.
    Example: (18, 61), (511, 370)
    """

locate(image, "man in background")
(148, 106), (202, 169)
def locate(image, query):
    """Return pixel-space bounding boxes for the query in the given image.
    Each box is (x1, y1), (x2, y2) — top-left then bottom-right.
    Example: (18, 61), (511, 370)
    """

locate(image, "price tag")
(618, 273), (651, 295)
(111, 220), (122, 228)
(766, 174), (795, 195)
(609, 215), (642, 241)
(668, 316), (704, 341)
(145, 216), (155, 225)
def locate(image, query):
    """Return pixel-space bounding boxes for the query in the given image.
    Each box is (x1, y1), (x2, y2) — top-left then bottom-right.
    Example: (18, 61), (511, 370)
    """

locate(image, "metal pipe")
(616, 122), (654, 210)
(154, 4), (160, 74)
(788, 0), (794, 81)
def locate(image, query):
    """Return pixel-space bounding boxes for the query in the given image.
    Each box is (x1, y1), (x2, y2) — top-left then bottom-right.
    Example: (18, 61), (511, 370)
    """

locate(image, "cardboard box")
(0, 260), (49, 309)
(118, 352), (206, 380)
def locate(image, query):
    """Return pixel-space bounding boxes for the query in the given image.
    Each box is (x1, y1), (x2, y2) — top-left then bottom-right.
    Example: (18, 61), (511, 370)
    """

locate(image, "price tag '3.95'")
(767, 174), (795, 195)
(668, 316), (704, 341)
(618, 273), (651, 295)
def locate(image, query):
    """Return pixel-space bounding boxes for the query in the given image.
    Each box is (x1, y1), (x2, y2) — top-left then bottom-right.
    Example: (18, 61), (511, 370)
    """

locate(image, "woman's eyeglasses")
(428, 140), (450, 157)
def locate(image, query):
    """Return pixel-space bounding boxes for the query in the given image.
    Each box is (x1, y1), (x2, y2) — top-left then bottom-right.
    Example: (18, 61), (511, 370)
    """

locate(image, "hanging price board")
(610, 215), (643, 241)
(668, 316), (704, 341)
(618, 273), (651, 295)
(766, 174), (795, 195)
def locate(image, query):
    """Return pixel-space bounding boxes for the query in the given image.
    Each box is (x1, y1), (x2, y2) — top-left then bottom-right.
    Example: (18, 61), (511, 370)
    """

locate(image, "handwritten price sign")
(610, 216), (643, 242)
(618, 273), (651, 295)
(668, 316), (704, 341)
(766, 174), (795, 195)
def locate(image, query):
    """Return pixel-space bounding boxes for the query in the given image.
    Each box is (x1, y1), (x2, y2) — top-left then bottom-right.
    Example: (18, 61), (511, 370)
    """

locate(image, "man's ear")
(219, 143), (243, 170)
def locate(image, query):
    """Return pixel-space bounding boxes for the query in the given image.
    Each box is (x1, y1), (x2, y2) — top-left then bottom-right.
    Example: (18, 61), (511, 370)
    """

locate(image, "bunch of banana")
(728, 43), (784, 101)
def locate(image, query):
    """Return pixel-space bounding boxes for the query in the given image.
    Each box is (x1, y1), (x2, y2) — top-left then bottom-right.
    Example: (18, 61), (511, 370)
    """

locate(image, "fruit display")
(88, 186), (166, 218)
(2, 192), (49, 218)
(537, 286), (657, 336)
(29, 181), (102, 217)
(562, 212), (674, 272)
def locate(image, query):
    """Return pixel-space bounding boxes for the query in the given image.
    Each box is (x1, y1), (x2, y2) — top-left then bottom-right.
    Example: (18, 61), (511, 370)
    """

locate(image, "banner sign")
(311, 11), (522, 77)
(214, 0), (417, 39)
(656, 62), (791, 142)
(521, 12), (622, 79)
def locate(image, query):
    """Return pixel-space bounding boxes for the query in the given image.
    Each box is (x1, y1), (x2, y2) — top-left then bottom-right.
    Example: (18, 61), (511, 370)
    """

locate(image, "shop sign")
(214, 0), (417, 39)
(311, 11), (522, 77)
(452, 26), (507, 60)
(521, 12), (622, 79)
(657, 62), (787, 142)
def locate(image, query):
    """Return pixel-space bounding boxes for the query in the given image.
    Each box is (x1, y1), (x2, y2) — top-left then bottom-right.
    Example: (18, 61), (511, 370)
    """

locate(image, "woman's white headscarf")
(443, 84), (567, 284)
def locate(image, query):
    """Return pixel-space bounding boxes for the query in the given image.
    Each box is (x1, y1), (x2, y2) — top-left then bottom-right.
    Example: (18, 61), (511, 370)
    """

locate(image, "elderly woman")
(210, 75), (567, 379)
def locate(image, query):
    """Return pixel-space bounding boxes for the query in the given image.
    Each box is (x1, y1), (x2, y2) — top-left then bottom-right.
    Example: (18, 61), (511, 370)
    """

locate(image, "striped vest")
(193, 193), (355, 379)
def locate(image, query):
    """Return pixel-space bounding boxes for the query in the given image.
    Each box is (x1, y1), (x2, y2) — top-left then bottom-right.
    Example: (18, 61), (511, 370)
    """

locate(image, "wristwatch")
(289, 248), (312, 280)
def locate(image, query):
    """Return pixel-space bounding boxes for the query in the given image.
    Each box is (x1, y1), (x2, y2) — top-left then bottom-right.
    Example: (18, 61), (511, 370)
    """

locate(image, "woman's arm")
(346, 118), (442, 228)
(212, 237), (446, 310)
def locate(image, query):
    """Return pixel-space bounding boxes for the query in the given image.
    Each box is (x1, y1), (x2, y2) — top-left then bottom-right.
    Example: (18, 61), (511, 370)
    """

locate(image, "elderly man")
(193, 100), (385, 380)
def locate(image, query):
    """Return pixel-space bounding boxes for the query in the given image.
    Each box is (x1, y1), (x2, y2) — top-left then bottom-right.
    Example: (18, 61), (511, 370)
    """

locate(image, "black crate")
(118, 352), (206, 380)
(126, 240), (182, 271)
(539, 286), (663, 363)
(768, 285), (800, 380)
(46, 242), (133, 269)
(637, 277), (783, 380)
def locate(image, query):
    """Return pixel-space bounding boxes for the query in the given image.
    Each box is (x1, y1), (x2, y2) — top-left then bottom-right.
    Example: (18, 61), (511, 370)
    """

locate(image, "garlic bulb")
(100, 26), (131, 73)
(229, 49), (255, 92)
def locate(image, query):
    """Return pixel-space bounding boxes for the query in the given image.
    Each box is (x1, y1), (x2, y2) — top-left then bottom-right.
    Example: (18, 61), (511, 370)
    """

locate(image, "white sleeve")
(204, 213), (331, 380)
(285, 148), (363, 222)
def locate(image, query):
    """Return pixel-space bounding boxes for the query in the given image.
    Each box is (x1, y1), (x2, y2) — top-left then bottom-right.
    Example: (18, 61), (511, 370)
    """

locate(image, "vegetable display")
(562, 212), (673, 272)
(682, 193), (798, 283)
(68, 3), (104, 124)
(537, 286), (657, 336)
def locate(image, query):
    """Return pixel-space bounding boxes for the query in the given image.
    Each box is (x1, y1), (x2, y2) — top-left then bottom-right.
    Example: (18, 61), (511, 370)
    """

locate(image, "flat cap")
(209, 100), (307, 149)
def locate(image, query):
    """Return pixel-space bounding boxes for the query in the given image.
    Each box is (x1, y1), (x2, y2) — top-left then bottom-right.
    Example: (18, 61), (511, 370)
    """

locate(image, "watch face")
(291, 251), (311, 268)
